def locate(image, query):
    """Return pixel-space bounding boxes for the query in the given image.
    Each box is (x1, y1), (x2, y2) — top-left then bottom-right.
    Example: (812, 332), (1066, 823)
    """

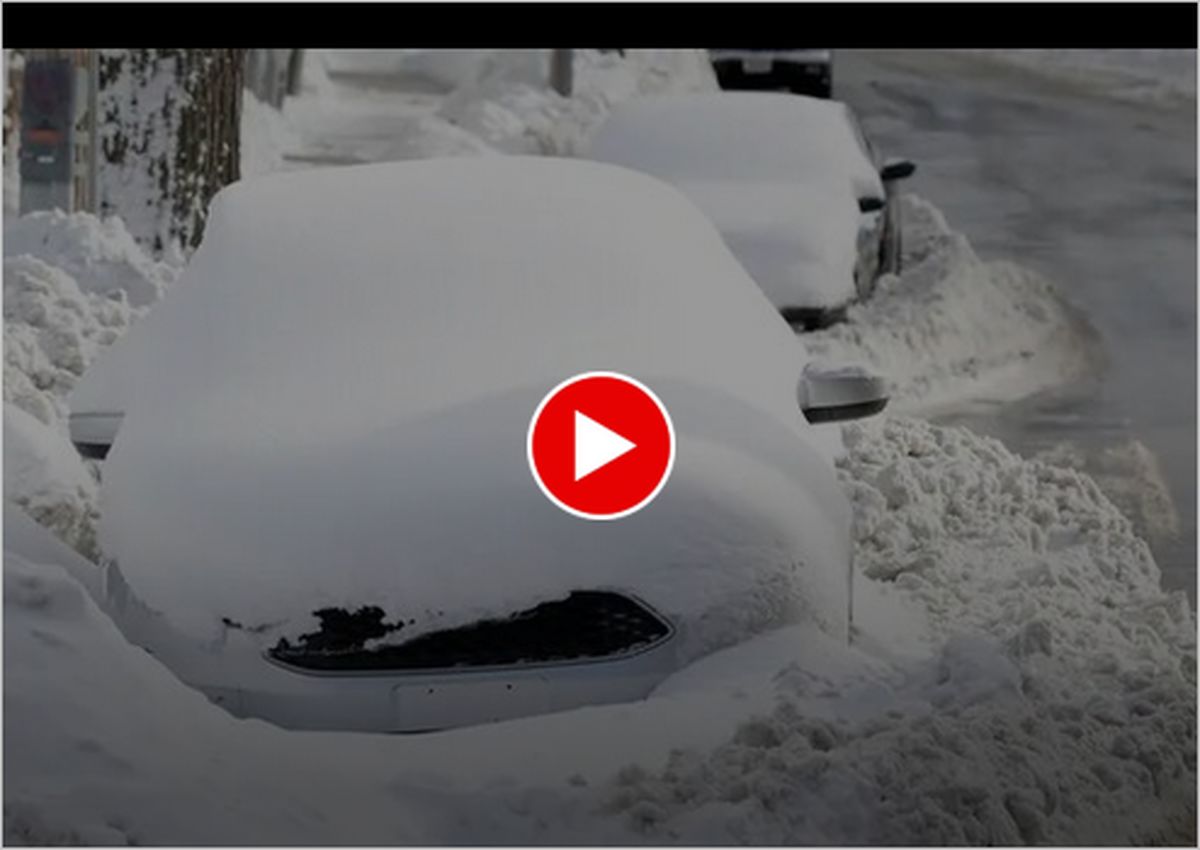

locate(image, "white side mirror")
(798, 363), (889, 423)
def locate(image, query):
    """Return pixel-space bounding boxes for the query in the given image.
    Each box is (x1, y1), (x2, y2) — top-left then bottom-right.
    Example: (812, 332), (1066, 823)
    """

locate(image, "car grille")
(268, 591), (671, 672)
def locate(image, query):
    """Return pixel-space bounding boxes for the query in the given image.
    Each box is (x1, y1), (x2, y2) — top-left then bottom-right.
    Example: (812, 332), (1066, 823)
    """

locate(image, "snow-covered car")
(68, 157), (888, 733)
(585, 91), (916, 328)
(709, 48), (833, 98)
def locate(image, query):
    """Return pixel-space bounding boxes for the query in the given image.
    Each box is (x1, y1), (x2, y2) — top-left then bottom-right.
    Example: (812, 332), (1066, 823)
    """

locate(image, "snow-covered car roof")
(584, 93), (880, 311)
(91, 157), (851, 657)
(585, 92), (883, 201)
(671, 178), (862, 310)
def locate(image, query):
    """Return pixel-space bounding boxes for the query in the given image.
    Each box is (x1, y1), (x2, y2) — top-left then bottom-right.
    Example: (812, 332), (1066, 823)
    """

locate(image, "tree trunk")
(97, 49), (243, 256)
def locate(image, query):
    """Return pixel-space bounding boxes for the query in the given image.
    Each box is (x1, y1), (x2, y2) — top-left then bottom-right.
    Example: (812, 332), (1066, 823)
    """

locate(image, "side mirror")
(857, 196), (885, 214)
(880, 159), (916, 182)
(69, 411), (124, 460)
(798, 364), (889, 423)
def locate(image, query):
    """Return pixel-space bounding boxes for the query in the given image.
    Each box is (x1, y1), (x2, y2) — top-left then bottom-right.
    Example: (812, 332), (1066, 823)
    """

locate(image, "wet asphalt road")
(836, 50), (1196, 599)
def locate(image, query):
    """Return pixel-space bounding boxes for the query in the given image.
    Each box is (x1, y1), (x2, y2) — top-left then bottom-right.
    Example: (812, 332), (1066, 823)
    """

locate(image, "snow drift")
(805, 194), (1096, 412)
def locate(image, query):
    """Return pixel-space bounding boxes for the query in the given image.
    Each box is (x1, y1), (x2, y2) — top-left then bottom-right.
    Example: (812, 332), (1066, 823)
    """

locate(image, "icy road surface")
(837, 49), (1197, 600)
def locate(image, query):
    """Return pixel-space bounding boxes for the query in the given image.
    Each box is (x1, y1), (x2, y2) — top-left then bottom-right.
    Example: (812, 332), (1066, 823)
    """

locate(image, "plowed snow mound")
(598, 417), (1195, 845)
(806, 195), (1097, 413)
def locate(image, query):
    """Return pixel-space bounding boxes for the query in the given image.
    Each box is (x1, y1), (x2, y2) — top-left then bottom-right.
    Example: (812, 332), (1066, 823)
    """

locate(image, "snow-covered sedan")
(69, 157), (887, 733)
(586, 92), (916, 329)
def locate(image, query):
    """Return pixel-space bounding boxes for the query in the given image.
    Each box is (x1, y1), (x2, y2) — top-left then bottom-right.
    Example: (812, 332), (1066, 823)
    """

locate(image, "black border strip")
(3, 3), (1197, 49)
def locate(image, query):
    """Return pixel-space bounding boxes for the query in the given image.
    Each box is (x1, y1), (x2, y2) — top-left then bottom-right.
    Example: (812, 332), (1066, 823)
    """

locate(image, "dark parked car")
(709, 49), (833, 98)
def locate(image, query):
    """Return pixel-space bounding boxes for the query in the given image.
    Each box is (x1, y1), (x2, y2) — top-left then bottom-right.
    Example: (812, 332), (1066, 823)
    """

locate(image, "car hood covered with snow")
(91, 157), (852, 659)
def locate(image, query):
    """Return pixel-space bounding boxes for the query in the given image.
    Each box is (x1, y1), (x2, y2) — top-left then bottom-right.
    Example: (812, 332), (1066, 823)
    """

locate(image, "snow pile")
(969, 49), (1197, 107)
(3, 211), (174, 427)
(268, 51), (714, 172)
(2, 510), (430, 846)
(4, 209), (176, 307)
(1035, 438), (1182, 547)
(438, 50), (718, 156)
(240, 91), (302, 178)
(4, 417), (1194, 844)
(3, 211), (171, 554)
(597, 417), (1195, 844)
(3, 254), (136, 427)
(805, 195), (1094, 412)
(4, 405), (99, 558)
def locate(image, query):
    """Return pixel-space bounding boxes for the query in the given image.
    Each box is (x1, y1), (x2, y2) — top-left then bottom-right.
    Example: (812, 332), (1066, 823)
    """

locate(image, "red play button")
(527, 371), (675, 520)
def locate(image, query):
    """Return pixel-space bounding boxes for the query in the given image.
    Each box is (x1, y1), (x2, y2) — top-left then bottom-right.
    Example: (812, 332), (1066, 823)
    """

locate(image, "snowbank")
(4, 404), (99, 558)
(4, 210), (175, 307)
(269, 50), (716, 171)
(3, 212), (170, 428)
(432, 50), (718, 157)
(4, 418), (1193, 844)
(3, 210), (169, 555)
(4, 254), (136, 427)
(1036, 438), (1182, 548)
(595, 417), (1195, 844)
(240, 91), (302, 178)
(805, 194), (1095, 412)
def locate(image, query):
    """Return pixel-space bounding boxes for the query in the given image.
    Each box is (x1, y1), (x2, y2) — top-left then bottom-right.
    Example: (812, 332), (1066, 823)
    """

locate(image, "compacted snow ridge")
(805, 194), (1096, 413)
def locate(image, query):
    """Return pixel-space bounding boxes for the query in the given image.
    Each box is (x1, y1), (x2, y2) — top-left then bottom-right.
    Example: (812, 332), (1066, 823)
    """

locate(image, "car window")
(844, 106), (879, 168)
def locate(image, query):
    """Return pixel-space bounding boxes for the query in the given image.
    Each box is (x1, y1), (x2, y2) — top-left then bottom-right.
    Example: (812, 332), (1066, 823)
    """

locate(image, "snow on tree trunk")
(97, 49), (243, 256)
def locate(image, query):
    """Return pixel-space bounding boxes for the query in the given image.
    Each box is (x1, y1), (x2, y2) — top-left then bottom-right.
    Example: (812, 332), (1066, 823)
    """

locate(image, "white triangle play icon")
(575, 411), (636, 481)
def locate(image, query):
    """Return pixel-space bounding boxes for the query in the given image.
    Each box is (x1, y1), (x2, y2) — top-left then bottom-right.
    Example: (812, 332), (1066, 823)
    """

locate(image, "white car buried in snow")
(69, 157), (888, 733)
(585, 92), (916, 329)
